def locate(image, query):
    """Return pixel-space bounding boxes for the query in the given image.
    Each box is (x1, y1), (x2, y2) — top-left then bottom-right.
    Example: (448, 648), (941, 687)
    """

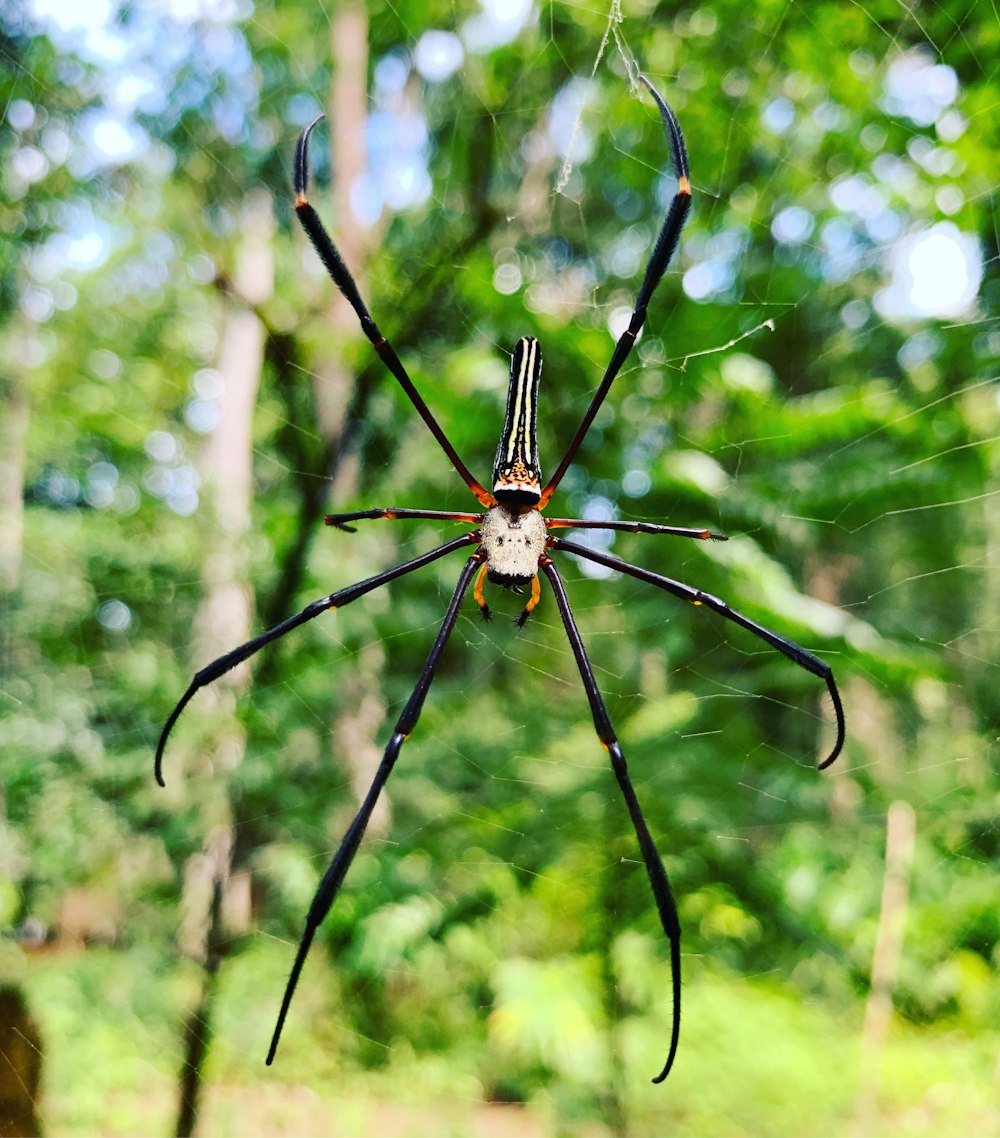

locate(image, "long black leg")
(295, 119), (493, 507)
(154, 533), (477, 786)
(551, 537), (845, 769)
(546, 517), (727, 541)
(541, 558), (682, 1084)
(540, 77), (691, 507)
(266, 554), (481, 1064)
(326, 507), (484, 532)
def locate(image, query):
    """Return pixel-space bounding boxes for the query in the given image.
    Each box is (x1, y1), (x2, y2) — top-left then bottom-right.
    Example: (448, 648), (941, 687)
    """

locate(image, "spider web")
(4, 1), (998, 1135)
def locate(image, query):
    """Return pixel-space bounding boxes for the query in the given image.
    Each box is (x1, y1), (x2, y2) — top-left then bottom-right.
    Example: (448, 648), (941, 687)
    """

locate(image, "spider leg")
(295, 119), (494, 508)
(325, 507), (484, 533)
(539, 77), (691, 508)
(266, 554), (481, 1065)
(154, 533), (477, 786)
(514, 575), (541, 628)
(541, 558), (682, 1084)
(551, 537), (845, 769)
(546, 517), (727, 541)
(473, 561), (492, 621)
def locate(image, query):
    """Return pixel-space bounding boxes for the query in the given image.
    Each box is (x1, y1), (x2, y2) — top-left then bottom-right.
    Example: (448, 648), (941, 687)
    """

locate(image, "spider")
(155, 75), (845, 1083)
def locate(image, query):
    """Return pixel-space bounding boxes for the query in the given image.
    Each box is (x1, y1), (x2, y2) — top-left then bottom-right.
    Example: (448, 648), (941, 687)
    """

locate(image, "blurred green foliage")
(1, 0), (998, 1134)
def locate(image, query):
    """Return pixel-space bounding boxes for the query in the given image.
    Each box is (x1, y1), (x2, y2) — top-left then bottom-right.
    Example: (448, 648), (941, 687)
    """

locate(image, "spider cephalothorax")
(156, 75), (845, 1083)
(479, 501), (547, 588)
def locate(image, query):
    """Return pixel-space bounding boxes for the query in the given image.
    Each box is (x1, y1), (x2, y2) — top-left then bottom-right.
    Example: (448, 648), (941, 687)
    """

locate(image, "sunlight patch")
(414, 31), (464, 82)
(462, 0), (535, 52)
(876, 223), (982, 321)
(883, 49), (958, 126)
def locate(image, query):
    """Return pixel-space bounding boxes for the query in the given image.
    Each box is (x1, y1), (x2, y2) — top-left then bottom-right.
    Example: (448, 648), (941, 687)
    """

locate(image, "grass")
(19, 941), (999, 1137)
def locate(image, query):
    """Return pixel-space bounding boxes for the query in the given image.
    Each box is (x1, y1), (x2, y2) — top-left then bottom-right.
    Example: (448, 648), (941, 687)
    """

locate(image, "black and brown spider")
(156, 76), (845, 1083)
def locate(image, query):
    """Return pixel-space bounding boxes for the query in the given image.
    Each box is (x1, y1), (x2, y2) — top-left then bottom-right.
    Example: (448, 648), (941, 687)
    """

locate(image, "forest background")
(1, 0), (997, 1135)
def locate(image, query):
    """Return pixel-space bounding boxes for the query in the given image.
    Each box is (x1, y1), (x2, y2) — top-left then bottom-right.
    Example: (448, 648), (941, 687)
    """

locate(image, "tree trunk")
(312, 0), (371, 462)
(318, 10), (391, 836)
(173, 188), (273, 1138)
(852, 799), (916, 1133)
(0, 348), (28, 595)
(0, 332), (30, 683)
(0, 985), (42, 1138)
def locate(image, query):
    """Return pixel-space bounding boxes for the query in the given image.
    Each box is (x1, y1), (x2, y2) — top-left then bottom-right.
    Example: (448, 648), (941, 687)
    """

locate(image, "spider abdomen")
(492, 337), (542, 504)
(481, 503), (546, 587)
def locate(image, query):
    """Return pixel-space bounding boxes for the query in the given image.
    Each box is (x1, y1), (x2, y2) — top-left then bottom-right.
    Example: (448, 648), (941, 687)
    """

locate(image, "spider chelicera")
(156, 75), (845, 1083)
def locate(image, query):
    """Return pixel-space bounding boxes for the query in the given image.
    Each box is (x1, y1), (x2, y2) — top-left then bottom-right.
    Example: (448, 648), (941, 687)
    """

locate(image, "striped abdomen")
(493, 336), (542, 505)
